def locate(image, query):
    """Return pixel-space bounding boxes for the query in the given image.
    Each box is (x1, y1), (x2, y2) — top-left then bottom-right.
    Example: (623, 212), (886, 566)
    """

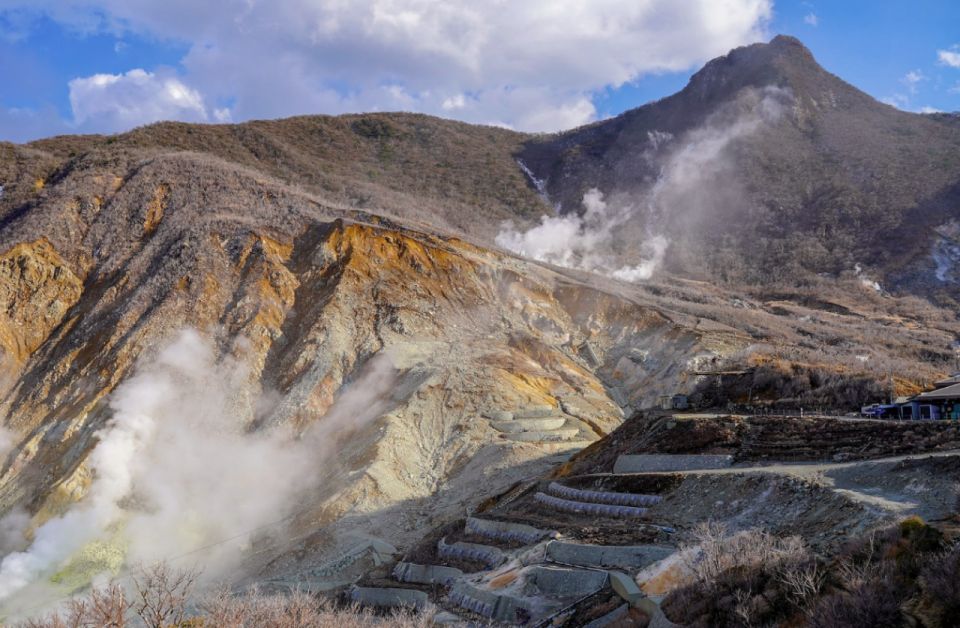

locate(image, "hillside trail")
(595, 449), (960, 516)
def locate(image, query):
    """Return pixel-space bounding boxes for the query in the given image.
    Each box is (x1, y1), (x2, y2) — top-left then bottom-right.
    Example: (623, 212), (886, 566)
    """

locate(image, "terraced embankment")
(355, 414), (960, 625)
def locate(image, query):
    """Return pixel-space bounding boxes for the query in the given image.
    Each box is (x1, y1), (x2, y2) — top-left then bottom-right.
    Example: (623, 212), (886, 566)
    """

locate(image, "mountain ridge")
(519, 35), (960, 302)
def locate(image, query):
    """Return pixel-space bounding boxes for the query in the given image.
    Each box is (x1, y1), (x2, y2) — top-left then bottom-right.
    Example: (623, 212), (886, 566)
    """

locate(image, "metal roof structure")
(915, 381), (960, 400)
(933, 374), (960, 388)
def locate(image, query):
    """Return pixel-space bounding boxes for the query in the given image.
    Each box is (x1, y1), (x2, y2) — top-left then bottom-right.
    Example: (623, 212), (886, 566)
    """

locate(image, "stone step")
(392, 561), (463, 586)
(349, 586), (429, 610)
(546, 482), (663, 507)
(491, 417), (567, 433)
(533, 492), (648, 518)
(545, 541), (674, 571)
(503, 427), (581, 442)
(465, 517), (556, 545)
(437, 537), (506, 568)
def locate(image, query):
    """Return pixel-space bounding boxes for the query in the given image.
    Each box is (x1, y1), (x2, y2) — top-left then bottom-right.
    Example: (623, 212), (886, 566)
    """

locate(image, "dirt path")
(592, 449), (960, 521)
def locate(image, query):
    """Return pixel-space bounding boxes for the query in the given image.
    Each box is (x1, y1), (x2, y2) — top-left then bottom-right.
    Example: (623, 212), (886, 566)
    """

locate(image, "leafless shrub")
(835, 555), (883, 591)
(18, 583), (130, 628)
(201, 587), (328, 627)
(130, 562), (198, 628)
(680, 521), (809, 583)
(20, 578), (434, 628)
(199, 587), (433, 627)
(919, 543), (960, 626)
(808, 571), (903, 628)
(732, 588), (758, 628)
(778, 558), (826, 613)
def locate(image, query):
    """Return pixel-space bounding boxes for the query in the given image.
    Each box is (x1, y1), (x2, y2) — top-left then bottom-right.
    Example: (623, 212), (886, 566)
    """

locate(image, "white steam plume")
(496, 188), (668, 281)
(0, 329), (397, 606)
(854, 263), (883, 293)
(496, 86), (791, 282)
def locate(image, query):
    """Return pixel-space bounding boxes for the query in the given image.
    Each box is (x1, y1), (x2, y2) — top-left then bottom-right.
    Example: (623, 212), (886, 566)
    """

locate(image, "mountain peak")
(767, 34), (814, 56)
(684, 34), (823, 103)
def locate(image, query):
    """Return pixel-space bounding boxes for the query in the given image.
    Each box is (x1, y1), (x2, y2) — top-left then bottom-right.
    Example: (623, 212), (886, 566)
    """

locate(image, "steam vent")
(2, 10), (960, 627)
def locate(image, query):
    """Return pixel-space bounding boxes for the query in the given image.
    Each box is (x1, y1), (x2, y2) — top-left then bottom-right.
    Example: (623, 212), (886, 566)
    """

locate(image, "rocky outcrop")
(0, 239), (82, 367)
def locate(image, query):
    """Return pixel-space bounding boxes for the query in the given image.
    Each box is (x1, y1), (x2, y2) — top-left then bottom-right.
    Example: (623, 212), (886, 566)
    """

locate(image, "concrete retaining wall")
(437, 537), (505, 568)
(505, 428), (580, 442)
(546, 541), (673, 571)
(534, 492), (648, 518)
(547, 482), (663, 507)
(465, 517), (555, 544)
(350, 586), (428, 610)
(491, 417), (567, 433)
(392, 561), (462, 585)
(448, 582), (536, 623)
(608, 571), (644, 605)
(613, 454), (733, 473)
(309, 538), (397, 577)
(527, 565), (608, 597)
(514, 405), (555, 418)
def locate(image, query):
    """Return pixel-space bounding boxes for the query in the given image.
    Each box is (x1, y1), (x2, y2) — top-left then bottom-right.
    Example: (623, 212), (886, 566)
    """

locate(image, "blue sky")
(1, 1), (958, 142)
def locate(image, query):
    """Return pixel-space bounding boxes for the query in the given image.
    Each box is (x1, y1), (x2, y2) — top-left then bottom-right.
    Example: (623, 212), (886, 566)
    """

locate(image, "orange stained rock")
(0, 239), (83, 364)
(144, 183), (169, 235)
(488, 569), (519, 589)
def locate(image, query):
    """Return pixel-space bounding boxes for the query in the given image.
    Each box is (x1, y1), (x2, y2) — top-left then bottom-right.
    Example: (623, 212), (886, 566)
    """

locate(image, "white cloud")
(68, 68), (208, 131)
(803, 12), (818, 26)
(902, 69), (925, 94)
(5, 0), (773, 134)
(918, 106), (942, 114)
(881, 94), (909, 109)
(938, 47), (960, 68)
(441, 94), (466, 111)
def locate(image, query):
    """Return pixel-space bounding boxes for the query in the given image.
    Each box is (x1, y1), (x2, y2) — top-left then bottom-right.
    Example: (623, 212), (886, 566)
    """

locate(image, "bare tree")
(87, 584), (131, 627)
(130, 562), (199, 628)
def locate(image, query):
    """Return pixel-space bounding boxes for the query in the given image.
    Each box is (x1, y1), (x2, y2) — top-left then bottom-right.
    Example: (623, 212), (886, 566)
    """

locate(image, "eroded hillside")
(0, 46), (957, 616)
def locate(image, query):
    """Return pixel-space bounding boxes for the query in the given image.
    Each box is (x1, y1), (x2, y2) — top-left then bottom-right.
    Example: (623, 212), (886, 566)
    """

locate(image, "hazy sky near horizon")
(0, 0), (958, 142)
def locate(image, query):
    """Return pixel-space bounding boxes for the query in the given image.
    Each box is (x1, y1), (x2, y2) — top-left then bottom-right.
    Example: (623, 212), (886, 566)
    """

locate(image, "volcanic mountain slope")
(0, 35), (958, 615)
(0, 131), (761, 612)
(519, 35), (960, 301)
